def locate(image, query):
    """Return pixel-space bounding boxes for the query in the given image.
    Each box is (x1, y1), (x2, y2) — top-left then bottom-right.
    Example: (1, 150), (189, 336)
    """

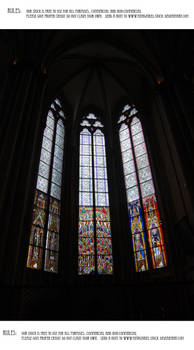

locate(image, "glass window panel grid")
(120, 138), (132, 152)
(93, 145), (106, 157)
(125, 172), (137, 189)
(94, 178), (108, 193)
(80, 134), (92, 145)
(95, 192), (109, 207)
(52, 168), (62, 187)
(94, 155), (106, 167)
(140, 179), (155, 198)
(123, 159), (136, 175)
(38, 160), (50, 179)
(80, 143), (92, 155)
(44, 126), (54, 141)
(132, 131), (144, 146)
(56, 123), (65, 138)
(136, 153), (149, 170)
(127, 185), (139, 202)
(93, 135), (105, 146)
(79, 191), (93, 206)
(42, 136), (52, 153)
(50, 182), (61, 200)
(55, 133), (64, 149)
(80, 166), (93, 178)
(53, 155), (63, 173)
(121, 149), (133, 164)
(119, 127), (130, 142)
(80, 154), (92, 167)
(131, 122), (142, 136)
(40, 148), (52, 166)
(46, 116), (55, 130)
(79, 178), (93, 192)
(134, 142), (147, 158)
(94, 166), (107, 179)
(54, 144), (64, 160)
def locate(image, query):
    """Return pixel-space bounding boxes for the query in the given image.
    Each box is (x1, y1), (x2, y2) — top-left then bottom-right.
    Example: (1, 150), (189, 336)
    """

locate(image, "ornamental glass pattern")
(78, 113), (113, 275)
(26, 99), (65, 273)
(118, 105), (167, 272)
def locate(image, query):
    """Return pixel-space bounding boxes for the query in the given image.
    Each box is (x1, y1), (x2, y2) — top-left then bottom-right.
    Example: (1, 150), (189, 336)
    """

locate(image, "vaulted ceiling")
(0, 30), (190, 120)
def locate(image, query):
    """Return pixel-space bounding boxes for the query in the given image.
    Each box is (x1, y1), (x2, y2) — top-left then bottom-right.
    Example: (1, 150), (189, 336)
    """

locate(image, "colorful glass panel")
(27, 100), (65, 273)
(119, 107), (167, 272)
(78, 116), (113, 275)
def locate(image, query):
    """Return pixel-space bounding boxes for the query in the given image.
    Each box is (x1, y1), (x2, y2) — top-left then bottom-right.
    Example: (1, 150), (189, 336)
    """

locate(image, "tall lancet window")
(78, 113), (113, 275)
(118, 104), (167, 272)
(26, 98), (65, 273)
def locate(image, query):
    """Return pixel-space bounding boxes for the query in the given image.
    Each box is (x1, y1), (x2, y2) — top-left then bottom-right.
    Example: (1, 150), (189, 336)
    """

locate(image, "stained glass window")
(118, 105), (167, 272)
(27, 98), (65, 273)
(78, 114), (113, 275)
